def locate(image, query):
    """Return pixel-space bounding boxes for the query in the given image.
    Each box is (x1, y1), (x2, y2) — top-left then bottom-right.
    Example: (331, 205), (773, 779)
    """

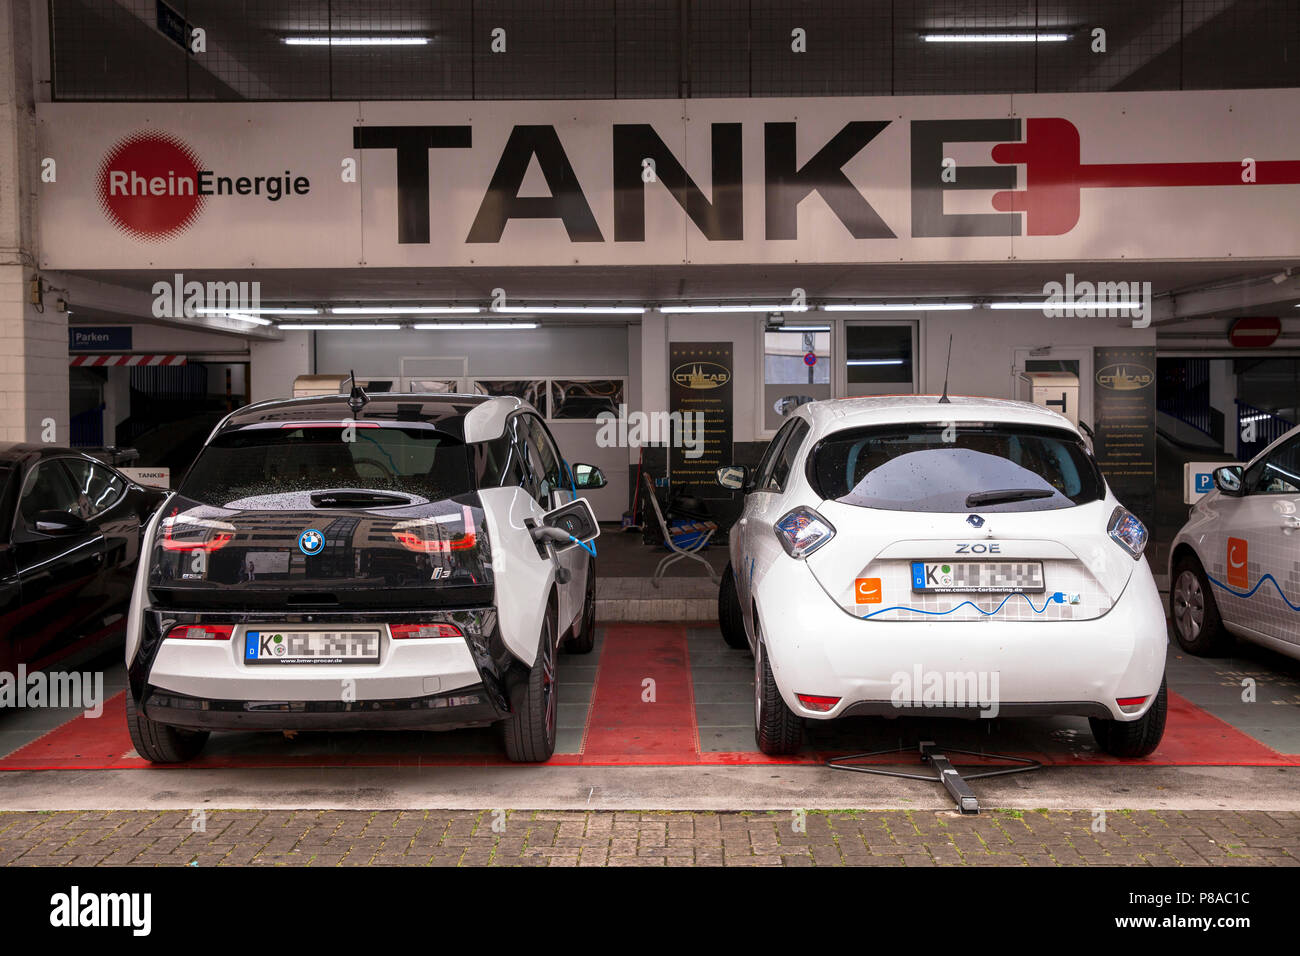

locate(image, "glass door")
(839, 321), (919, 397)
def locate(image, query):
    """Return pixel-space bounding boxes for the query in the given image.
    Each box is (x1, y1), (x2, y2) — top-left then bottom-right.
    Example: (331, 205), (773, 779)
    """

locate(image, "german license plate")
(910, 561), (1044, 593)
(244, 630), (381, 665)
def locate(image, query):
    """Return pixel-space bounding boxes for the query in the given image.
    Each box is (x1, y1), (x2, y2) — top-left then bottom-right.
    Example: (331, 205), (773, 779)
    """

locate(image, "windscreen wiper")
(310, 490), (412, 508)
(964, 488), (1055, 507)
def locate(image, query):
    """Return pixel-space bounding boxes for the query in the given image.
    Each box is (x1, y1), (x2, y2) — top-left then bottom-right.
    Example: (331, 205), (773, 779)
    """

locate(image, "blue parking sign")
(1195, 472), (1213, 493)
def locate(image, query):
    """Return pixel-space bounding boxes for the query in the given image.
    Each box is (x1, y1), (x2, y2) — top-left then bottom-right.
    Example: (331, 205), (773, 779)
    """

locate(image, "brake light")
(796, 694), (841, 712)
(390, 623), (464, 640)
(166, 624), (234, 641)
(1107, 506), (1148, 560)
(774, 507), (835, 559)
(160, 510), (236, 552)
(391, 506), (477, 554)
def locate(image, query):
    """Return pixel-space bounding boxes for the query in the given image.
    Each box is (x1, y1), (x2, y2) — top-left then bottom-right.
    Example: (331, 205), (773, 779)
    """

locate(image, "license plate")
(244, 630), (381, 665)
(910, 561), (1044, 593)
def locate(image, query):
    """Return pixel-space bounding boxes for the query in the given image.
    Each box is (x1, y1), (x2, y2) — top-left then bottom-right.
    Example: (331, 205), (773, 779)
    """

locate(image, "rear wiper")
(965, 488), (1055, 507)
(310, 490), (412, 508)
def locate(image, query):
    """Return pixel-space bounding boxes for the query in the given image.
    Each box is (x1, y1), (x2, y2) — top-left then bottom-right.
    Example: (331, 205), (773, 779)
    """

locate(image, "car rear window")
(178, 425), (474, 505)
(810, 423), (1104, 513)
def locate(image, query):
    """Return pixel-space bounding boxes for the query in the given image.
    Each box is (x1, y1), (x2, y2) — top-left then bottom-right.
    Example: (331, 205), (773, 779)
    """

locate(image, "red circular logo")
(96, 131), (205, 241)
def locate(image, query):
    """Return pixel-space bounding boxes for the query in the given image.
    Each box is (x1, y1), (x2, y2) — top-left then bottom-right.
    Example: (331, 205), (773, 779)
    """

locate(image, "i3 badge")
(298, 529), (324, 556)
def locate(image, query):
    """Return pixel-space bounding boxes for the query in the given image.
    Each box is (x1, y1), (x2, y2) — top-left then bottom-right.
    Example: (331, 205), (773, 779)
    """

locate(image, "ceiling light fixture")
(195, 307), (320, 316)
(277, 323), (403, 331)
(920, 33), (1071, 43)
(660, 304), (809, 314)
(283, 36), (431, 47)
(330, 306), (481, 315)
(207, 312), (273, 326)
(823, 303), (974, 312)
(492, 305), (645, 314)
(413, 322), (540, 330)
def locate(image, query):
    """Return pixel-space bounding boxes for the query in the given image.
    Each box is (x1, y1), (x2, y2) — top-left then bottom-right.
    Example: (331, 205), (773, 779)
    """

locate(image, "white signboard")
(121, 467), (171, 489)
(1183, 461), (1239, 504)
(36, 90), (1300, 270)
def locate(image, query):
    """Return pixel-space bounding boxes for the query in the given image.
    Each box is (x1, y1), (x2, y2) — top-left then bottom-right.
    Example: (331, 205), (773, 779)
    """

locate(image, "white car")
(124, 390), (602, 763)
(716, 395), (1168, 758)
(1169, 424), (1300, 661)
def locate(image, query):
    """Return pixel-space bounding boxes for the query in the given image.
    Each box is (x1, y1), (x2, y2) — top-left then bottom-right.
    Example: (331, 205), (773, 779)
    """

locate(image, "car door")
(1219, 433), (1300, 647)
(522, 414), (587, 632)
(9, 459), (108, 669)
(738, 418), (807, 636)
(61, 457), (135, 615)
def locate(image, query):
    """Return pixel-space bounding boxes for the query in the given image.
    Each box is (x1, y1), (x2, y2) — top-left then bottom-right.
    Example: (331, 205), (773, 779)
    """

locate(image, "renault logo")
(967, 514), (985, 528)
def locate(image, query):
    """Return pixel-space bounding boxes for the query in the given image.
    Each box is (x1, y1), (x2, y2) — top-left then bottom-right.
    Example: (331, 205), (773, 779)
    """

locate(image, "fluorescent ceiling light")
(660, 304), (809, 313)
(195, 307), (319, 316)
(989, 301), (1144, 310)
(492, 305), (645, 315)
(330, 306), (481, 315)
(207, 312), (273, 326)
(921, 33), (1070, 43)
(824, 303), (974, 312)
(283, 36), (430, 46)
(847, 359), (906, 366)
(413, 322), (539, 330)
(277, 323), (403, 331)
(774, 325), (831, 332)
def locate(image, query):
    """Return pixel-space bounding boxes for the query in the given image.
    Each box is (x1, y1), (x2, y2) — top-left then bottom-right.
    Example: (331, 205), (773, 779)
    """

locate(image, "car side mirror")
(716, 465), (750, 492)
(541, 497), (600, 549)
(1213, 465), (1244, 496)
(571, 462), (607, 490)
(33, 510), (90, 535)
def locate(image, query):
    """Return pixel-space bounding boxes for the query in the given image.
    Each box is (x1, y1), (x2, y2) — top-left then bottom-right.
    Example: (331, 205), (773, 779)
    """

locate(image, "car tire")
(125, 693), (209, 763)
(1171, 555), (1232, 656)
(754, 636), (803, 755)
(1088, 675), (1167, 759)
(719, 563), (748, 650)
(500, 610), (559, 763)
(563, 558), (597, 655)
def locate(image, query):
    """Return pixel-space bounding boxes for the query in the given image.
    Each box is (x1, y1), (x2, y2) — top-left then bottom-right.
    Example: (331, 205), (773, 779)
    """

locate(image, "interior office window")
(550, 380), (624, 420)
(764, 328), (831, 431)
(473, 379), (548, 416)
(845, 325), (913, 386)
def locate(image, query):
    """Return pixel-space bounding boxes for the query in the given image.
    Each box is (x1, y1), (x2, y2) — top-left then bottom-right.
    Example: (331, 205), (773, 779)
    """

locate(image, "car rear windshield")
(178, 425), (474, 505)
(810, 423), (1105, 513)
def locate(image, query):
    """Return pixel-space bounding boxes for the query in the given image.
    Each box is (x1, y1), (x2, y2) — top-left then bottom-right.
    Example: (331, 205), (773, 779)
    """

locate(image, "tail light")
(160, 510), (236, 553)
(796, 694), (841, 712)
(391, 505), (477, 554)
(1116, 694), (1148, 714)
(774, 507), (835, 559)
(390, 623), (463, 640)
(1107, 506), (1148, 560)
(166, 624), (234, 641)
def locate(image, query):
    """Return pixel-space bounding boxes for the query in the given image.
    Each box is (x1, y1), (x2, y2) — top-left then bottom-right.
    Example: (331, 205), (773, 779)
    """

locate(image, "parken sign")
(37, 91), (1300, 269)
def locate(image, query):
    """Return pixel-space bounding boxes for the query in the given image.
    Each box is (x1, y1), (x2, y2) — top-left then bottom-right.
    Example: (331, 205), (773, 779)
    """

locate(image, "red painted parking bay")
(1, 624), (1297, 770)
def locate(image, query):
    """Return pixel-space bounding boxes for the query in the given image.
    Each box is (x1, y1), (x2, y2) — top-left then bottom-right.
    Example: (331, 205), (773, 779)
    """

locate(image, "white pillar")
(0, 0), (65, 443)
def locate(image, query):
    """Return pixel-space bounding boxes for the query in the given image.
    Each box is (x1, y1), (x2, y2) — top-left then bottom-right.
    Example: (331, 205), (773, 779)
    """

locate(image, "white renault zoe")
(1169, 424), (1300, 661)
(124, 390), (602, 763)
(716, 395), (1168, 757)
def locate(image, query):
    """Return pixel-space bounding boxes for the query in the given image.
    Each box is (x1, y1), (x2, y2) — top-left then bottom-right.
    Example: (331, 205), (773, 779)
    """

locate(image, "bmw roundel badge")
(298, 529), (324, 555)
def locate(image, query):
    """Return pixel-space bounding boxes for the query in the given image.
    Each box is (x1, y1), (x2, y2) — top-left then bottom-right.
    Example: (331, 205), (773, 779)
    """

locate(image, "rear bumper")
(142, 684), (502, 731)
(128, 607), (518, 729)
(756, 556), (1168, 723)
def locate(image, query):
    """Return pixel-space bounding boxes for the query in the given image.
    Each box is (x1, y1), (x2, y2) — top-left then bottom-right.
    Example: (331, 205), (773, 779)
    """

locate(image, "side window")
(766, 419), (810, 492)
(753, 419), (797, 492)
(18, 461), (84, 530)
(526, 416), (563, 502)
(477, 433), (527, 488)
(1246, 435), (1300, 495)
(62, 460), (126, 518)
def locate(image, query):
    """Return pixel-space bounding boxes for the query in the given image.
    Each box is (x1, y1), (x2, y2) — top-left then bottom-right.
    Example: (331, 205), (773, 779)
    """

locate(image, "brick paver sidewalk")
(0, 809), (1296, 866)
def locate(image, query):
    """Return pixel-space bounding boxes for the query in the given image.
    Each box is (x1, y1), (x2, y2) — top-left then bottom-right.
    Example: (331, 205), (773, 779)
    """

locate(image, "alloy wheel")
(1173, 569), (1205, 643)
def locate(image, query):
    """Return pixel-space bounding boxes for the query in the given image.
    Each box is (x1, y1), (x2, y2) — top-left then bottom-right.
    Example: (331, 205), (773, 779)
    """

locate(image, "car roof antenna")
(938, 335), (953, 404)
(347, 369), (369, 414)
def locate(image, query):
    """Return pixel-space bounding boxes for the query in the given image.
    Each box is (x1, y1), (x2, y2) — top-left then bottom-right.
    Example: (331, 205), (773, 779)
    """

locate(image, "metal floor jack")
(826, 741), (1042, 814)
